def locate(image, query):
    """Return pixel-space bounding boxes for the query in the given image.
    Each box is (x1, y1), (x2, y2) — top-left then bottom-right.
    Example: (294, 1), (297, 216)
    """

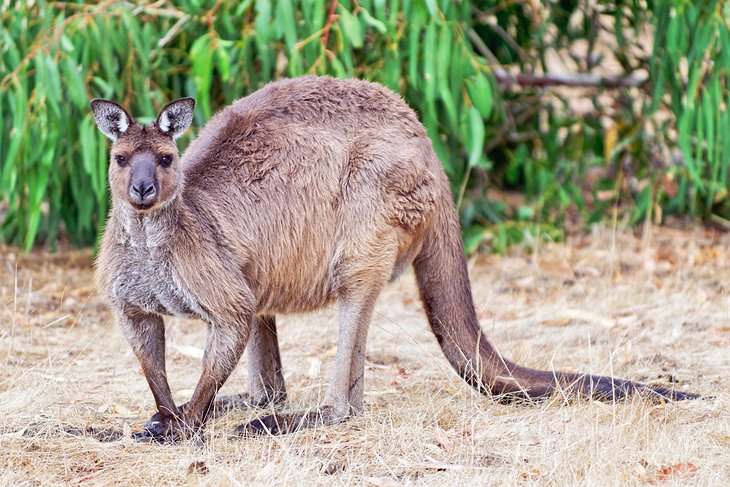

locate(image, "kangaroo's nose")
(129, 179), (158, 208)
(131, 181), (156, 199)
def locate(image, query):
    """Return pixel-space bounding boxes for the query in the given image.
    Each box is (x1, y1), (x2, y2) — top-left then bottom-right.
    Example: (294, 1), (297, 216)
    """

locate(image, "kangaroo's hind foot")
(236, 406), (345, 436)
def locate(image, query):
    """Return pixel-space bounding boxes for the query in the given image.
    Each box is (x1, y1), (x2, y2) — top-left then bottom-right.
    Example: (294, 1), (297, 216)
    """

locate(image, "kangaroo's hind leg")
(238, 236), (398, 436)
(207, 314), (287, 418)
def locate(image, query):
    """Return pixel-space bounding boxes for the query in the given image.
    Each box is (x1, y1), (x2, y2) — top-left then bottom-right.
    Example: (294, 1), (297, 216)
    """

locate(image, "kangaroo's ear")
(156, 98), (195, 139)
(90, 99), (133, 141)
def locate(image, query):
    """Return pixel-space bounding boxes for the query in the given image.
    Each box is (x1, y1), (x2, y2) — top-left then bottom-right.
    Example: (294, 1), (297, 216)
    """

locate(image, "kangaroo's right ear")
(90, 99), (133, 141)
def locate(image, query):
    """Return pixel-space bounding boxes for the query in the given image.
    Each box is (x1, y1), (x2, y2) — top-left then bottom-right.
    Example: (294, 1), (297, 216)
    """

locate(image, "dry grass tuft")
(1, 225), (728, 485)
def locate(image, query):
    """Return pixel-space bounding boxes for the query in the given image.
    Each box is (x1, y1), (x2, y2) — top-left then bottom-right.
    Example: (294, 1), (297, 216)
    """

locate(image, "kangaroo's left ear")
(156, 97), (195, 139)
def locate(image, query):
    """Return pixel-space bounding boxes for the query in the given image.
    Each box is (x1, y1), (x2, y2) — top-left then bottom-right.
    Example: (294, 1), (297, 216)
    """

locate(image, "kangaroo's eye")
(115, 155), (127, 167)
(160, 154), (173, 167)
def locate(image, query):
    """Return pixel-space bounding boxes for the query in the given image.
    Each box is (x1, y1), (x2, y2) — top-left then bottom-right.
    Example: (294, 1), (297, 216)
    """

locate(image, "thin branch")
(466, 29), (500, 67)
(158, 14), (190, 48)
(321, 0), (339, 51)
(471, 8), (528, 64)
(491, 69), (649, 89)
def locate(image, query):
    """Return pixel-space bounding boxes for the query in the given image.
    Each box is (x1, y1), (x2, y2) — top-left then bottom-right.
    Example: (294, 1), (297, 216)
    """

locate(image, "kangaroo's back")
(181, 76), (431, 175)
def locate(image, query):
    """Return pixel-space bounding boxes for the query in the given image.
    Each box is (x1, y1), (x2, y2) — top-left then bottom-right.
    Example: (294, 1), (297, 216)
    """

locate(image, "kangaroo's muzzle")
(128, 154), (159, 209)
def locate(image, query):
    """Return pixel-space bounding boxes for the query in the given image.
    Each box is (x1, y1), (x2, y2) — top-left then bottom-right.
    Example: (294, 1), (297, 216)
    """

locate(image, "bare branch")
(491, 69), (649, 89)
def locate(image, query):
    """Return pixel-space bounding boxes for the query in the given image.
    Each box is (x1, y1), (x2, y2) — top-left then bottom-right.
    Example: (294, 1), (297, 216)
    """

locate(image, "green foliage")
(0, 1), (727, 252)
(650, 0), (730, 218)
(0, 0), (493, 250)
(464, 0), (729, 251)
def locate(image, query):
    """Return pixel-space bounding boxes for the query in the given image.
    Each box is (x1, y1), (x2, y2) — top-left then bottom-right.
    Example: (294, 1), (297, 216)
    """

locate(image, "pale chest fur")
(104, 212), (205, 320)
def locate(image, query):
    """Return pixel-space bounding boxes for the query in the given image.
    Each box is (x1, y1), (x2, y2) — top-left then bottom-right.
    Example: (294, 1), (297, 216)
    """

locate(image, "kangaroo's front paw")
(132, 411), (194, 444)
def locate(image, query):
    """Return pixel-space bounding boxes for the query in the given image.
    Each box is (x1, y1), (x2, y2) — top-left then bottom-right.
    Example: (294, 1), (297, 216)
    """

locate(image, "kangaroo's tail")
(412, 196), (698, 402)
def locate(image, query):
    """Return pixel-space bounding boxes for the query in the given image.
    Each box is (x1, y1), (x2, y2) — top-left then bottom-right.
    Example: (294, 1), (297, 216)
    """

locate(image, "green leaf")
(462, 225), (486, 254)
(360, 7), (387, 34)
(80, 115), (97, 176)
(467, 107), (485, 167)
(217, 45), (232, 80)
(424, 0), (438, 19)
(63, 58), (87, 109)
(423, 20), (437, 100)
(407, 9), (424, 87)
(517, 206), (535, 221)
(190, 33), (213, 117)
(340, 8), (363, 49)
(436, 24), (457, 128)
(466, 72), (493, 119)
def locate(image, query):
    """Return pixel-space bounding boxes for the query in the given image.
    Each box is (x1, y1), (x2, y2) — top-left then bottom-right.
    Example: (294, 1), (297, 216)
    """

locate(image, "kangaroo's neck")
(118, 195), (193, 250)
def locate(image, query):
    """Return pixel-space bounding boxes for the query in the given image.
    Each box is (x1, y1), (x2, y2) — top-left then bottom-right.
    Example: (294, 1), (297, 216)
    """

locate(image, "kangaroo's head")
(90, 98), (195, 211)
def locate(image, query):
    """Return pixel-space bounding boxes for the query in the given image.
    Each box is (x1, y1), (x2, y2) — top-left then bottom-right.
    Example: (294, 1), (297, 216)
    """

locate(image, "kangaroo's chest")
(112, 246), (201, 320)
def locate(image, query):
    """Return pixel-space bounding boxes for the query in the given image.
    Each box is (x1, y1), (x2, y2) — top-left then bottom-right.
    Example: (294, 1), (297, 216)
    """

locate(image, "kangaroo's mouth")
(130, 200), (157, 211)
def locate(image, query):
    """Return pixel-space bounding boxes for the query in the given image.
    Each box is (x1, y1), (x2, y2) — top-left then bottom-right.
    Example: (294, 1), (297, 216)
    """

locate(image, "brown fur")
(92, 76), (699, 442)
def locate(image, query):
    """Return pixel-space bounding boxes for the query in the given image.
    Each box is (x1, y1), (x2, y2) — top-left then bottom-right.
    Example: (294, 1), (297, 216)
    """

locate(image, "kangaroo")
(91, 76), (699, 442)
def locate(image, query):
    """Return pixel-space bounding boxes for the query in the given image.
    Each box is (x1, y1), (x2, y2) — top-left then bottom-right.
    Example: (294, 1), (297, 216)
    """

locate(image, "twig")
(158, 14), (190, 48)
(321, 0), (339, 51)
(491, 69), (649, 89)
(708, 214), (730, 232)
(466, 29), (500, 67)
(483, 20), (527, 64)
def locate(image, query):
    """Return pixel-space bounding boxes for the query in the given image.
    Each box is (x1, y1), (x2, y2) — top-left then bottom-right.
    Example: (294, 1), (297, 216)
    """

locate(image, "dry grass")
(0, 225), (728, 486)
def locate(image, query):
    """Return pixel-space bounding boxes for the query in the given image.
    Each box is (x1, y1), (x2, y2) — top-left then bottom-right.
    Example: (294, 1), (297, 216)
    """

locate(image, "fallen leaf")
(38, 373), (68, 382)
(365, 395), (387, 407)
(573, 266), (601, 278)
(173, 345), (204, 360)
(520, 437), (541, 446)
(434, 427), (453, 451)
(541, 318), (572, 327)
(655, 463), (698, 481)
(695, 247), (721, 265)
(187, 461), (208, 487)
(320, 346), (338, 360)
(321, 461), (345, 475)
(477, 309), (519, 321)
(97, 403), (132, 416)
(540, 309), (615, 329)
(519, 468), (542, 481)
(661, 174), (679, 197)
(364, 475), (403, 487)
(307, 358), (322, 377)
(1, 428), (27, 439)
(513, 276), (535, 289)
(175, 389), (194, 402)
(364, 358), (389, 370)
(613, 313), (638, 326)
(547, 420), (567, 434)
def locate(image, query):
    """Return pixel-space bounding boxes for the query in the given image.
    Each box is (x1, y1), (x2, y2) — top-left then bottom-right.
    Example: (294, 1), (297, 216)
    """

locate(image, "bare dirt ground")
(0, 225), (728, 486)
